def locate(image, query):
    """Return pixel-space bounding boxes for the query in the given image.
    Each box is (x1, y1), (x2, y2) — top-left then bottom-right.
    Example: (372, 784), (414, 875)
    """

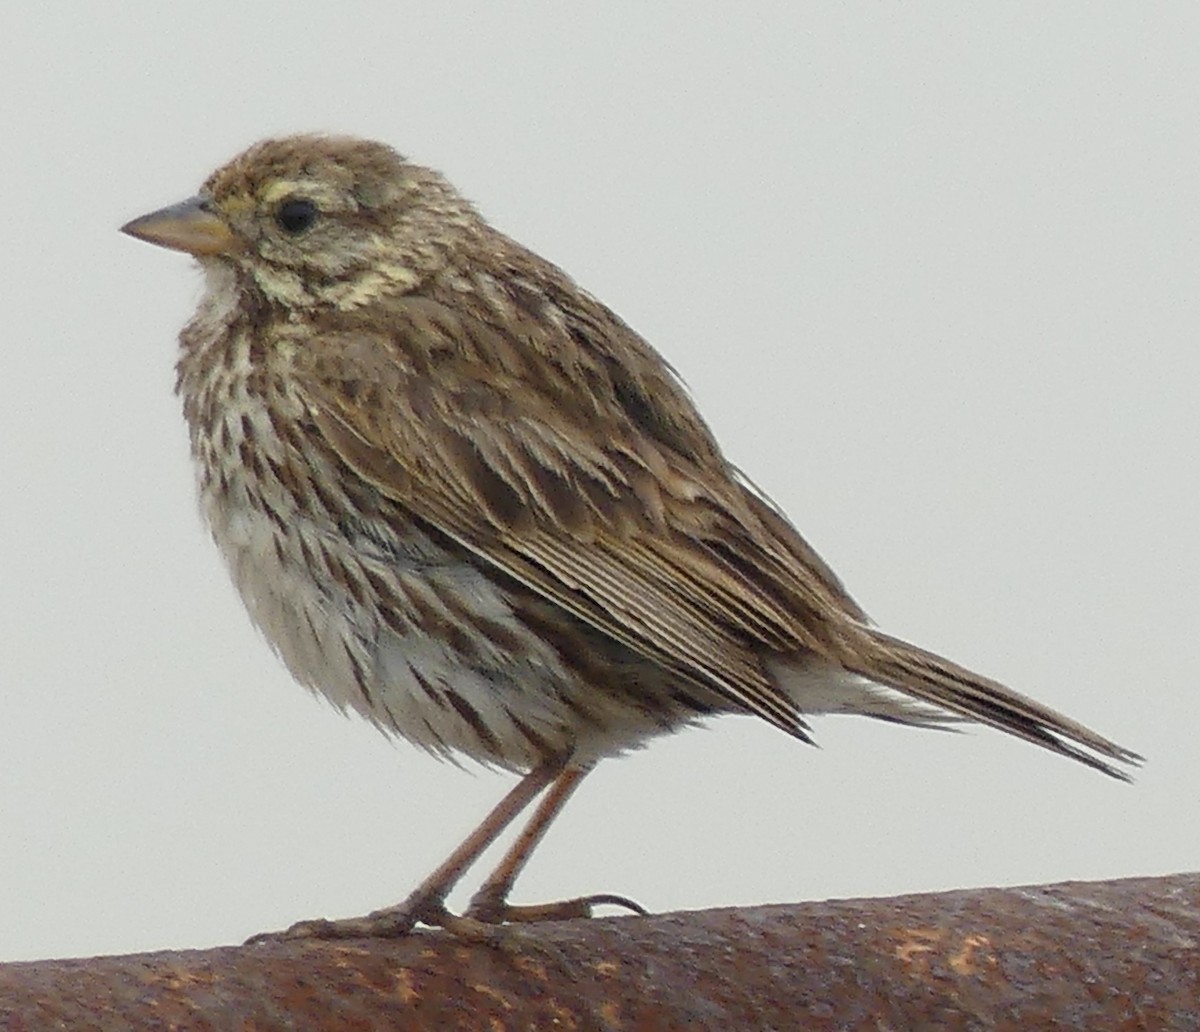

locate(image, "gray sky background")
(2, 5), (1196, 962)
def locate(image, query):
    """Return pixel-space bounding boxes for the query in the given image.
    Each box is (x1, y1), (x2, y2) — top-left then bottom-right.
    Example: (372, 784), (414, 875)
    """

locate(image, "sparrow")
(120, 134), (1140, 939)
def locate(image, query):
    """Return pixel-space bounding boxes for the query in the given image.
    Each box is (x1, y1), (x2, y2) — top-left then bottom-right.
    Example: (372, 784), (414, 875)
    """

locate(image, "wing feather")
(283, 303), (1139, 779)
(289, 313), (864, 737)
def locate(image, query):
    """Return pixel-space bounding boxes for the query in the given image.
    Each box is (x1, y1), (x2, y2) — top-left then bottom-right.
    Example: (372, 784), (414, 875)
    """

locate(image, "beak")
(120, 196), (237, 257)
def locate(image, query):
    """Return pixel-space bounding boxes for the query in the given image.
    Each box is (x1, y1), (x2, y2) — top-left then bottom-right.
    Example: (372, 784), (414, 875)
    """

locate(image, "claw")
(466, 891), (649, 924)
(575, 892), (650, 916)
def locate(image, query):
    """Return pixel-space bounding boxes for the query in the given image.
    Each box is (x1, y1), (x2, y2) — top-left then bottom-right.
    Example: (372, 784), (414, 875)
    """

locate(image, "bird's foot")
(465, 889), (649, 924)
(246, 889), (648, 945)
(245, 896), (451, 944)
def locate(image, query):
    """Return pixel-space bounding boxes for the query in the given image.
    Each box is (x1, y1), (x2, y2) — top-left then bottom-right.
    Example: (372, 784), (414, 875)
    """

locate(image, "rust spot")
(512, 955), (551, 982)
(392, 965), (419, 1004)
(545, 995), (580, 1031)
(949, 934), (993, 976)
(894, 926), (942, 966)
(472, 982), (514, 1011)
(159, 968), (214, 991)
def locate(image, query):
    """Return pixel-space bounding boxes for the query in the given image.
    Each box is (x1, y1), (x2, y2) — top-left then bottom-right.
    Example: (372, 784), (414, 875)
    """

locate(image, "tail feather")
(847, 628), (1143, 781)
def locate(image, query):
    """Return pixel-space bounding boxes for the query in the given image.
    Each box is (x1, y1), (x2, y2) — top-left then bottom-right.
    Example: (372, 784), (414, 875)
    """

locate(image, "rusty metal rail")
(1, 873), (1196, 1030)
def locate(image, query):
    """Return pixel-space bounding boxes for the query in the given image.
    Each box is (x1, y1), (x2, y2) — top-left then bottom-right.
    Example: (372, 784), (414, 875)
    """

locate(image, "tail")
(844, 628), (1143, 781)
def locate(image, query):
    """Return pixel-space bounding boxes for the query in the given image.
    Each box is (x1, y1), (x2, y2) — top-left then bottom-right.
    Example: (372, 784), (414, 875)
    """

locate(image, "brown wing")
(287, 300), (866, 739)
(287, 298), (1141, 779)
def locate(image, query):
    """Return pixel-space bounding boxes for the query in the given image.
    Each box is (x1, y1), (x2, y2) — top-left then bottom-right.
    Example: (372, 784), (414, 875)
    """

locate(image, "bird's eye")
(275, 198), (319, 235)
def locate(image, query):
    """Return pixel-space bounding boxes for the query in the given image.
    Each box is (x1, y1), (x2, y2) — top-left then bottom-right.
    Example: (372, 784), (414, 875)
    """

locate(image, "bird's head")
(121, 134), (482, 311)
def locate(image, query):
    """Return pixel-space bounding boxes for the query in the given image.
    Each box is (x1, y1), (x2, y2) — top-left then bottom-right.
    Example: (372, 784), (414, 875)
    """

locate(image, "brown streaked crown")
(193, 135), (485, 309)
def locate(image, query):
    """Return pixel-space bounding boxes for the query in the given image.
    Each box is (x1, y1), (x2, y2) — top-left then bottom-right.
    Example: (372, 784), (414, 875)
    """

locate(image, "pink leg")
(467, 765), (647, 923)
(250, 761), (564, 941)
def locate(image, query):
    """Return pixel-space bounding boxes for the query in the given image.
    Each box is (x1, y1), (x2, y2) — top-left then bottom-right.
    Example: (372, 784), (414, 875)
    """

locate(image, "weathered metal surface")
(1, 873), (1196, 1030)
